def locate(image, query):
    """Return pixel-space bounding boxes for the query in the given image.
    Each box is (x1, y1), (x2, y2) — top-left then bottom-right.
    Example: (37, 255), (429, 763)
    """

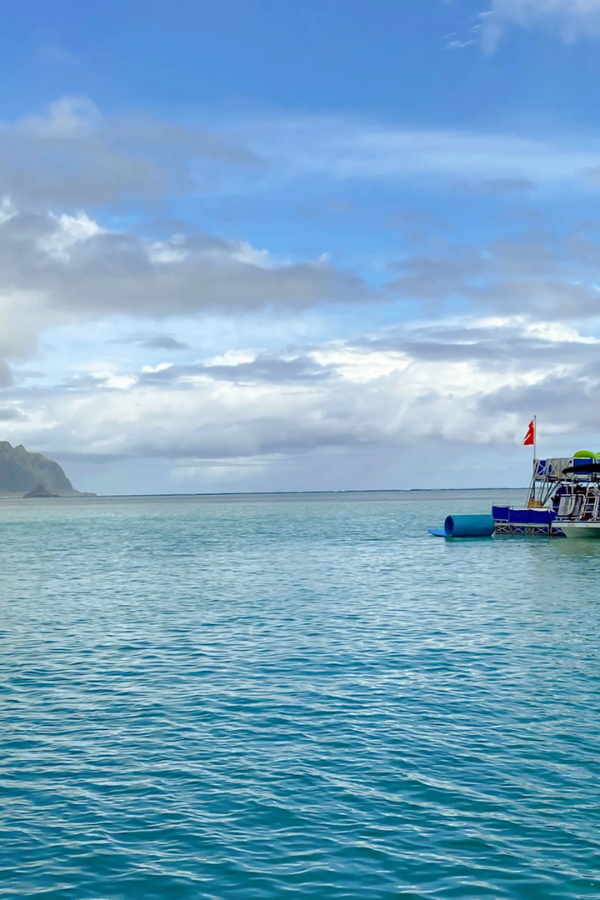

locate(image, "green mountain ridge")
(0, 442), (91, 497)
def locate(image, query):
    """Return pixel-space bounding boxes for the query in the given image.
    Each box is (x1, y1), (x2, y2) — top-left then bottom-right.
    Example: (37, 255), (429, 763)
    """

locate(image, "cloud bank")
(5, 315), (600, 473)
(1, 95), (600, 490)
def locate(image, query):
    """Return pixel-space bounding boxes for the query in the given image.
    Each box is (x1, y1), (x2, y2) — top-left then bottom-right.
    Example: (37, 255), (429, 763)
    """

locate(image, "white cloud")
(38, 211), (105, 261)
(18, 97), (103, 139)
(4, 307), (600, 491)
(482, 0), (600, 51)
(2, 95), (600, 214)
(0, 205), (371, 369)
(0, 186), (599, 489)
(247, 114), (600, 190)
(6, 315), (600, 465)
(3, 97), (600, 490)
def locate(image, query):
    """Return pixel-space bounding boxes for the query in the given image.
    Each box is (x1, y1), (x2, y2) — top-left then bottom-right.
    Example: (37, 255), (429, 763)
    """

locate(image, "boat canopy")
(534, 459), (572, 480)
(534, 458), (600, 482)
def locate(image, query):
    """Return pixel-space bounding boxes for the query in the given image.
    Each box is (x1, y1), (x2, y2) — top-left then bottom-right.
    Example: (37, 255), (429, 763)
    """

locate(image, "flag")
(523, 420), (535, 446)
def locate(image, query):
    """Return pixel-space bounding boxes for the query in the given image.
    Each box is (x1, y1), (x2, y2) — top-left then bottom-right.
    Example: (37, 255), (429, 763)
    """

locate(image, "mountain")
(0, 442), (87, 497)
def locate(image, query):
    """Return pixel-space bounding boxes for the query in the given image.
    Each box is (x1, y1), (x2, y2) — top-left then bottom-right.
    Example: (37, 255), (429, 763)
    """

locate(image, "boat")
(429, 426), (600, 539)
(493, 454), (600, 538)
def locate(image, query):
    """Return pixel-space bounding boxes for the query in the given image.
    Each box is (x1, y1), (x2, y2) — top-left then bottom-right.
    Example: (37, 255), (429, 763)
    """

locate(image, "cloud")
(358, 318), (600, 368)
(0, 206), (372, 364)
(241, 113), (600, 200)
(0, 360), (13, 388)
(140, 336), (191, 351)
(3, 98), (600, 489)
(457, 177), (536, 195)
(0, 198), (372, 397)
(388, 247), (486, 300)
(298, 197), (357, 222)
(444, 36), (477, 50)
(113, 333), (191, 351)
(0, 97), (598, 216)
(0, 97), (262, 209)
(482, 0), (600, 51)
(138, 354), (333, 386)
(0, 201), (598, 479)
(0, 406), (25, 421)
(443, 21), (484, 50)
(386, 210), (451, 242)
(479, 370), (600, 433)
(4, 314), (598, 469)
(386, 227), (600, 321)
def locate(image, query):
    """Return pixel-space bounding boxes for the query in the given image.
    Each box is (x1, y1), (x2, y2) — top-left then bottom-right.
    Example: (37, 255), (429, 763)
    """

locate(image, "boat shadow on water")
(550, 536), (600, 558)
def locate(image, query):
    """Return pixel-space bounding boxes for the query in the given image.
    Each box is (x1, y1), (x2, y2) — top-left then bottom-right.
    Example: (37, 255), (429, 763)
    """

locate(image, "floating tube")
(444, 515), (495, 538)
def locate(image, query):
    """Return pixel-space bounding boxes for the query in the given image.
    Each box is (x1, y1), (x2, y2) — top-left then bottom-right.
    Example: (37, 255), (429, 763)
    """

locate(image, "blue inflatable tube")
(444, 515), (495, 538)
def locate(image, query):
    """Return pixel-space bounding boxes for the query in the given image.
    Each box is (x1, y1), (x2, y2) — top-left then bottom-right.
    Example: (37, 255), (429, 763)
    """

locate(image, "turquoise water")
(1, 491), (600, 899)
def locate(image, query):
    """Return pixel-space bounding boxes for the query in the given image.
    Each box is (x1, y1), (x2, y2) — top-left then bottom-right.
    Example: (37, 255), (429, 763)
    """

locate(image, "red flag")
(523, 420), (535, 446)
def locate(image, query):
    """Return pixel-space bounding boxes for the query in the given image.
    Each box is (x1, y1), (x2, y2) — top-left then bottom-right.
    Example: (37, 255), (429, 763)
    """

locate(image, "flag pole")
(532, 416), (538, 508)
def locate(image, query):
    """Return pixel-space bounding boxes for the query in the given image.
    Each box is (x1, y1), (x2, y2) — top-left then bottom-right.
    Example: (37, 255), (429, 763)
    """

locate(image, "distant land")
(408, 487), (526, 492)
(0, 441), (94, 498)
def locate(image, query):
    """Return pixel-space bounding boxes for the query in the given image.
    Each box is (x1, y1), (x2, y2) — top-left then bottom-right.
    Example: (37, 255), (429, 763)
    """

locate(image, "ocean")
(1, 490), (599, 899)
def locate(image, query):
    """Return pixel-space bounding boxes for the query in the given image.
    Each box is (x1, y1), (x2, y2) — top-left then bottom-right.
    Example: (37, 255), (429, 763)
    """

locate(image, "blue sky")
(1, 0), (600, 493)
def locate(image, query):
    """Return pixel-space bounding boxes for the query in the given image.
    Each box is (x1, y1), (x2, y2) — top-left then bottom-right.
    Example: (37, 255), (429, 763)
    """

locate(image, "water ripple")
(0, 492), (599, 898)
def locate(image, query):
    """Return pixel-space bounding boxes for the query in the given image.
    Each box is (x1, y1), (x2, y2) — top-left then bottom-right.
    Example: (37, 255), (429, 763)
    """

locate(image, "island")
(0, 441), (95, 498)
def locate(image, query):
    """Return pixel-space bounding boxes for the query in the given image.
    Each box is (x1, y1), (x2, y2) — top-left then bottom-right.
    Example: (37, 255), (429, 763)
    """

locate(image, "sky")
(2, 0), (600, 493)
